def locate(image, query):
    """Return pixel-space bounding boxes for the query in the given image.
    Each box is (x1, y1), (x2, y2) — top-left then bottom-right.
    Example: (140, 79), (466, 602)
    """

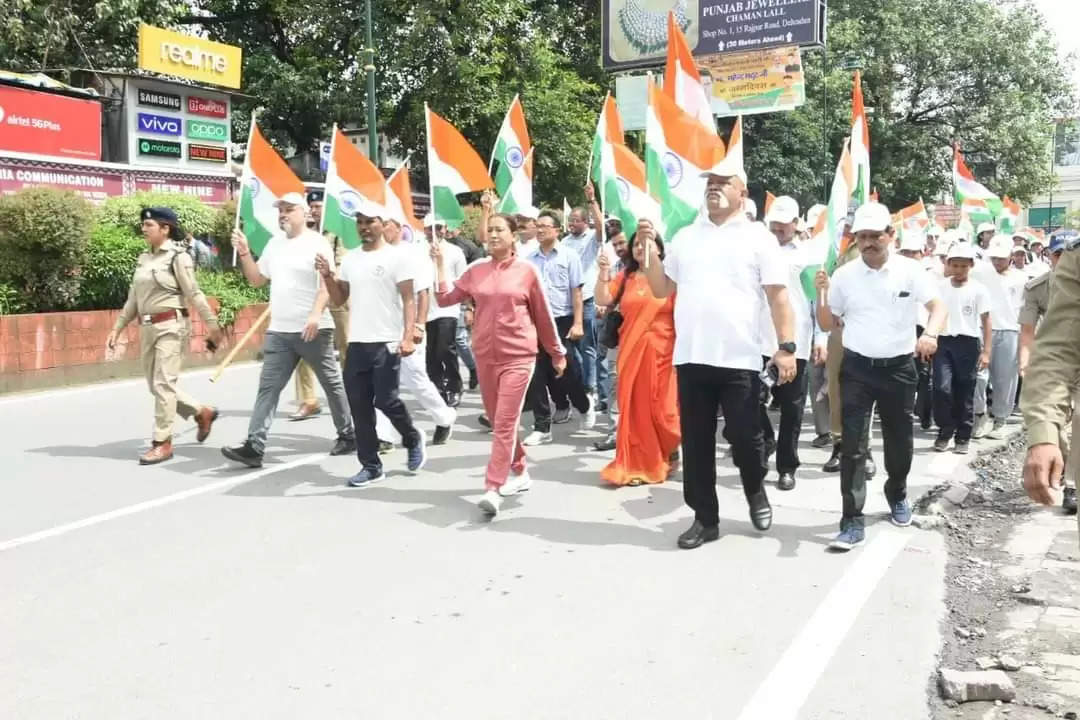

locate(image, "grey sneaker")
(972, 414), (992, 439)
(347, 468), (384, 487)
(829, 524), (865, 552)
(987, 419), (1009, 440)
(406, 434), (427, 472)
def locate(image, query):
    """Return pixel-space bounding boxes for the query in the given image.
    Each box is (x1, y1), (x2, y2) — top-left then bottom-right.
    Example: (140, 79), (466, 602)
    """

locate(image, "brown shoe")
(289, 402), (323, 421)
(195, 407), (219, 443)
(139, 439), (173, 465)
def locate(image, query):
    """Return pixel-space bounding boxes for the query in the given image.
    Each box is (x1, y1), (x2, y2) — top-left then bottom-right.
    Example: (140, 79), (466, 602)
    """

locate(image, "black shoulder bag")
(599, 273), (629, 350)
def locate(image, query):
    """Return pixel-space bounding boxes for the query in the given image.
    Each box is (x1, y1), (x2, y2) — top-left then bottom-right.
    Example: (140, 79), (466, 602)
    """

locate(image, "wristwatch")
(778, 342), (797, 354)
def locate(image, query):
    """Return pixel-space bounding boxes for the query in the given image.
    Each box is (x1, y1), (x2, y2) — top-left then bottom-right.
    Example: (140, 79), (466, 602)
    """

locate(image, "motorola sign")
(138, 138), (182, 159)
(137, 112), (182, 137)
(187, 120), (228, 141)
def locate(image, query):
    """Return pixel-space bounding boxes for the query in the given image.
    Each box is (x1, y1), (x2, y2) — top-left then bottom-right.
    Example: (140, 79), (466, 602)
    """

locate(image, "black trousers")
(760, 356), (808, 474)
(933, 335), (980, 442)
(915, 326), (933, 425)
(677, 364), (767, 526)
(527, 314), (590, 432)
(425, 317), (461, 394)
(839, 352), (917, 529)
(344, 342), (421, 473)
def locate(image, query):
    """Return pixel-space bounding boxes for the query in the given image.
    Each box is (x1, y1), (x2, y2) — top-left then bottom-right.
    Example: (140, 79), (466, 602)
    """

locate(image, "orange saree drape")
(600, 271), (681, 487)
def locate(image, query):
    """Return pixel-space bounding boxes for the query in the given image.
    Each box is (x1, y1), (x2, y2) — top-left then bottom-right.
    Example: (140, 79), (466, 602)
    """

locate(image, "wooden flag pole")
(210, 306), (271, 383)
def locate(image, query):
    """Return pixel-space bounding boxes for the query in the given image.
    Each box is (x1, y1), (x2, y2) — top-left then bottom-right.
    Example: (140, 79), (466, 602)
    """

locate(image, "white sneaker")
(972, 414), (992, 439)
(987, 419), (1009, 440)
(478, 490), (502, 516)
(581, 396), (598, 430)
(499, 470), (533, 497)
(522, 430), (552, 446)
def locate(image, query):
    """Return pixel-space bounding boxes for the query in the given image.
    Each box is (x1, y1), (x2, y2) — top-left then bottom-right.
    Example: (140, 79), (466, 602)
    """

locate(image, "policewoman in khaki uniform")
(106, 207), (224, 465)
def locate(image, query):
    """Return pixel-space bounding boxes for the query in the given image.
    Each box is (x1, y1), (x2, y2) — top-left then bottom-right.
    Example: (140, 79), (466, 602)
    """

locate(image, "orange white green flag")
(997, 196), (1021, 234)
(385, 162), (424, 243)
(664, 11), (715, 134)
(425, 105), (493, 229)
(497, 147), (534, 215)
(237, 121), (306, 256)
(953, 146), (1002, 218)
(321, 125), (387, 249)
(800, 138), (854, 301)
(591, 93), (658, 234)
(895, 198), (930, 237)
(849, 71), (871, 208)
(644, 75), (725, 239)
(490, 95), (532, 210)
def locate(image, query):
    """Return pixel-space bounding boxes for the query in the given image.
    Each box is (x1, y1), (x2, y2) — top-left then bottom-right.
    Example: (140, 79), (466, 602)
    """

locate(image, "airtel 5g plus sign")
(186, 119), (227, 142)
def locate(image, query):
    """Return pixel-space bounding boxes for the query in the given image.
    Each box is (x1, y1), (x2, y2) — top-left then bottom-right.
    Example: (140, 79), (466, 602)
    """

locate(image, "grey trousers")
(808, 360), (831, 437)
(247, 330), (354, 452)
(974, 329), (1020, 420)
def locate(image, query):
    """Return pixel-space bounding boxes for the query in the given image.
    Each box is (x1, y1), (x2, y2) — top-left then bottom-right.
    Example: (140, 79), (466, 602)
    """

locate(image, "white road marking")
(734, 530), (910, 720)
(0, 453), (324, 552)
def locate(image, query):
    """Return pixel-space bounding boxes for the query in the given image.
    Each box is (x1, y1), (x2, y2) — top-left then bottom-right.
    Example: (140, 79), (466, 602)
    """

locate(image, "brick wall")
(0, 302), (269, 394)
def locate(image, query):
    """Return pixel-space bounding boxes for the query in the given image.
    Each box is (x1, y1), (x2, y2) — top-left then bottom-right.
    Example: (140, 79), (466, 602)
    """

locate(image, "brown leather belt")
(141, 309), (189, 325)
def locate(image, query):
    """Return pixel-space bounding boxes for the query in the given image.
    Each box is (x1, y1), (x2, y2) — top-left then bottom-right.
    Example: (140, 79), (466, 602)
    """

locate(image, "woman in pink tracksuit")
(432, 213), (566, 516)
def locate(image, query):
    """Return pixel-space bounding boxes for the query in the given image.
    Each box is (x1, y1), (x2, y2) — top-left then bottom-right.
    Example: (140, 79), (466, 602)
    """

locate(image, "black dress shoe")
(823, 444), (842, 473)
(330, 435), (357, 456)
(222, 441), (264, 468)
(468, 371), (479, 390)
(748, 490), (773, 531)
(811, 433), (832, 449)
(777, 472), (796, 491)
(448, 392), (462, 408)
(865, 455), (877, 478)
(677, 520), (720, 549)
(478, 414), (491, 429)
(1064, 487), (1078, 516)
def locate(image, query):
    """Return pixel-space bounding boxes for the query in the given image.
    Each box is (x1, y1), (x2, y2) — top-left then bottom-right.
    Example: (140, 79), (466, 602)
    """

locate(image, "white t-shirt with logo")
(973, 262), (1027, 331)
(338, 243), (417, 343)
(256, 229), (335, 333)
(427, 240), (467, 321)
(939, 277), (992, 339)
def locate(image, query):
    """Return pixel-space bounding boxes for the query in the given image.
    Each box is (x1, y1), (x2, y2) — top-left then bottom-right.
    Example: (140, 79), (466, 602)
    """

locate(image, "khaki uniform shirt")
(1019, 271), (1053, 329)
(114, 242), (219, 332)
(1021, 248), (1080, 448)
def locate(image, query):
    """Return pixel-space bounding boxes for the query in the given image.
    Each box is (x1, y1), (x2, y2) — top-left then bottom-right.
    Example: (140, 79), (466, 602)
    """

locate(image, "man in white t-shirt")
(224, 192), (356, 468)
(816, 203), (946, 551)
(972, 236), (1028, 439)
(420, 215), (469, 406)
(642, 155), (797, 550)
(760, 195), (815, 492)
(932, 243), (992, 454)
(318, 209), (427, 486)
(373, 218), (456, 447)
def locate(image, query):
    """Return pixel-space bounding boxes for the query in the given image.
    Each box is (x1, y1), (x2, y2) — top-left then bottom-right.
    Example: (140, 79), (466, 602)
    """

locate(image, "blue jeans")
(577, 297), (600, 393)
(455, 320), (476, 373)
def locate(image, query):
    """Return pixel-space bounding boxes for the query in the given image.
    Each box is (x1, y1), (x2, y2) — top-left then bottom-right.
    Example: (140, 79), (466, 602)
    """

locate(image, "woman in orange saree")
(595, 223), (681, 486)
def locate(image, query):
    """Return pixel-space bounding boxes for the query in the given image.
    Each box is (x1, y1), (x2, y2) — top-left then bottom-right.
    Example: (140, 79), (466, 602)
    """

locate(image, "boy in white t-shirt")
(318, 210), (427, 486)
(224, 192), (356, 468)
(932, 243), (992, 454)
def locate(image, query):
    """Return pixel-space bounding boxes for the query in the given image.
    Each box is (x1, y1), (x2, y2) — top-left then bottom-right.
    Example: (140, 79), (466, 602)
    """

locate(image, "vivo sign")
(137, 112), (181, 137)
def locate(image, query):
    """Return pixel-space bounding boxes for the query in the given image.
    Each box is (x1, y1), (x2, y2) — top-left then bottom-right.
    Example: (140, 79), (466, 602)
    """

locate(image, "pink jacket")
(436, 256), (565, 364)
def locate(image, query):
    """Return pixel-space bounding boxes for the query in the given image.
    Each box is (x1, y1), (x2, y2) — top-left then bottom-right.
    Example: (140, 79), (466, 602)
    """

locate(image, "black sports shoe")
(468, 370), (479, 390)
(823, 444), (841, 473)
(378, 440), (393, 454)
(1064, 487), (1078, 516)
(330, 436), (356, 456)
(432, 425), (453, 446)
(478, 414), (492, 429)
(222, 441), (264, 468)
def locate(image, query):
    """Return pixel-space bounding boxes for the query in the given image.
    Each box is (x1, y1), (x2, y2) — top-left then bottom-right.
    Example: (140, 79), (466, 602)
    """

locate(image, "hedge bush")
(0, 187), (92, 312)
(96, 191), (216, 237)
(209, 199), (237, 267)
(75, 225), (146, 310)
(195, 268), (269, 328)
(0, 282), (27, 315)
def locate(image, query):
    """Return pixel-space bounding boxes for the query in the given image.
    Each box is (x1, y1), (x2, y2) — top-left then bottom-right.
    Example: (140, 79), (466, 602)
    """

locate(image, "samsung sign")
(137, 112), (182, 137)
(187, 120), (228, 141)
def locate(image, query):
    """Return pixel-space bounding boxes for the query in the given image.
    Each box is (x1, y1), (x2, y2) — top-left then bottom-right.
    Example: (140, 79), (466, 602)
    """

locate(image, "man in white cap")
(416, 215), (468, 407)
(971, 235), (1028, 439)
(642, 151), (797, 549)
(931, 242), (991, 454)
(318, 209), (428, 486)
(815, 202), (946, 551)
(760, 195), (814, 491)
(226, 192), (356, 467)
(516, 206), (541, 257)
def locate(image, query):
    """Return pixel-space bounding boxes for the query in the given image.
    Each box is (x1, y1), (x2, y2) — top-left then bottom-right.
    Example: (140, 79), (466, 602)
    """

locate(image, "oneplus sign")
(137, 112), (182, 137)
(187, 95), (227, 118)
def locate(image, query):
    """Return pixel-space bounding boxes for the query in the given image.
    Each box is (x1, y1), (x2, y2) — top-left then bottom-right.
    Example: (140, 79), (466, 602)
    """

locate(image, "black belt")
(845, 350), (912, 368)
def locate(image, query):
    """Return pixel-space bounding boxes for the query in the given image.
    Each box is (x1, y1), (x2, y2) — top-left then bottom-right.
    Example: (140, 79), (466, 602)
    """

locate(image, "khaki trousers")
(295, 308), (349, 404)
(141, 319), (202, 442)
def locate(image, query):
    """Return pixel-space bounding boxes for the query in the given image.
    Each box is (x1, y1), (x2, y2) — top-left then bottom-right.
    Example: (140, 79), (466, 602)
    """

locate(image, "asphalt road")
(2, 362), (972, 719)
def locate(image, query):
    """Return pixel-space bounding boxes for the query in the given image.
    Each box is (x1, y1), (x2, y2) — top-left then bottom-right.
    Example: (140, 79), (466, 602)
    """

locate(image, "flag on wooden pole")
(237, 122), (306, 256)
(322, 125), (387, 249)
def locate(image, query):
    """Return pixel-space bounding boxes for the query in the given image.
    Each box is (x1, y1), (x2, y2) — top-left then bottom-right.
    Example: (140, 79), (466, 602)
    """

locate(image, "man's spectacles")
(536, 222), (557, 229)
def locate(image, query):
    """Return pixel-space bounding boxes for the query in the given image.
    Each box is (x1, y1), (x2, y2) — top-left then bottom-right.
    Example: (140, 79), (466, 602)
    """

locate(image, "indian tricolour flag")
(664, 11), (715, 134)
(498, 148), (534, 215)
(322, 125), (387, 249)
(895, 198), (930, 238)
(591, 93), (658, 234)
(849, 71), (871, 208)
(425, 105), (493, 228)
(644, 76), (724, 239)
(953, 146), (1002, 218)
(385, 163), (424, 243)
(237, 122), (306, 256)
(490, 95), (532, 210)
(997, 196), (1021, 234)
(800, 138), (854, 301)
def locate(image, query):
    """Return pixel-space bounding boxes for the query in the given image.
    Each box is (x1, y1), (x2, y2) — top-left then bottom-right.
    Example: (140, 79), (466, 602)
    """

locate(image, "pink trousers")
(477, 357), (535, 489)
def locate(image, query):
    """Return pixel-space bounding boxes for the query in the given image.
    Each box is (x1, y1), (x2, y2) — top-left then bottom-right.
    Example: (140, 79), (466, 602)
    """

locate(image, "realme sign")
(137, 24), (242, 89)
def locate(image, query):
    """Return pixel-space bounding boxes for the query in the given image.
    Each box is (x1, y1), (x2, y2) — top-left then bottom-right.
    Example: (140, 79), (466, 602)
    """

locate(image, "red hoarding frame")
(0, 85), (102, 160)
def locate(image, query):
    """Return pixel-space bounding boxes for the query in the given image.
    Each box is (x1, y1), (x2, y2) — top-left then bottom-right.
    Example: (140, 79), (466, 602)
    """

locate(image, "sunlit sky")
(1030, 0), (1080, 95)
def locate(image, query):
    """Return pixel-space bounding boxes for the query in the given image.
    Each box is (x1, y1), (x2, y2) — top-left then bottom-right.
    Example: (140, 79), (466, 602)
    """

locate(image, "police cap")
(141, 207), (179, 225)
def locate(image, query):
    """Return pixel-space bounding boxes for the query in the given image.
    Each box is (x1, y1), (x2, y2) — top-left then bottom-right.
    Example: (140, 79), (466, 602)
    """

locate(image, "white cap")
(805, 203), (827, 231)
(976, 222), (997, 236)
(926, 223), (943, 238)
(422, 213), (446, 228)
(947, 243), (976, 261)
(765, 195), (800, 225)
(744, 198), (758, 220)
(987, 235), (1013, 258)
(519, 205), (540, 220)
(899, 232), (925, 252)
(273, 191), (308, 209)
(850, 202), (893, 234)
(933, 241), (951, 257)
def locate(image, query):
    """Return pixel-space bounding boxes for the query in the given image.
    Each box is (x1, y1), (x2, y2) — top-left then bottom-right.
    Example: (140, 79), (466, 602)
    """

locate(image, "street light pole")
(364, 0), (378, 164)
(1049, 121), (1056, 233)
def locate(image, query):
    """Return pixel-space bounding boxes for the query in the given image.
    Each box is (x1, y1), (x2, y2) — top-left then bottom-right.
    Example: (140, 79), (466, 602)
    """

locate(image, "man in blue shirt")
(522, 210), (596, 445)
(562, 184), (608, 411)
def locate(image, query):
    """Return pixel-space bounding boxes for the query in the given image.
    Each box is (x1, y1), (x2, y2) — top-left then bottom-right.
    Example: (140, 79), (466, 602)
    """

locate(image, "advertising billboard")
(0, 85), (102, 160)
(137, 23), (243, 89)
(187, 119), (228, 142)
(0, 159), (122, 203)
(601, 0), (825, 71)
(137, 112), (182, 137)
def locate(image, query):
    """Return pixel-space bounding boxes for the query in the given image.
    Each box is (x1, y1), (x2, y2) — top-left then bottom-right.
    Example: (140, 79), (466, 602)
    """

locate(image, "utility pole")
(364, 0), (378, 164)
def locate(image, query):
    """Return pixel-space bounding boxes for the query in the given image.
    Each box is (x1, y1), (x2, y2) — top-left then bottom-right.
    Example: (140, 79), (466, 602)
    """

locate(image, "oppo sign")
(187, 120), (228, 141)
